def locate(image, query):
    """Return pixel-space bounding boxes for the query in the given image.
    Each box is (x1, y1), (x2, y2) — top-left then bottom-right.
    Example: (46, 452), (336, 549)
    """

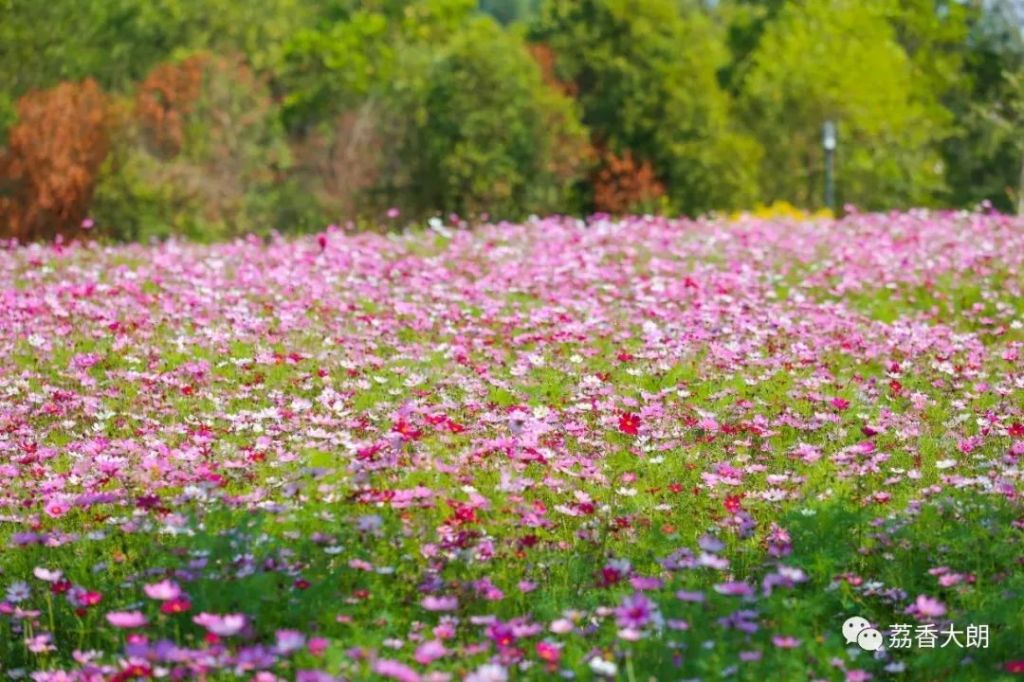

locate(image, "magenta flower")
(614, 593), (658, 629)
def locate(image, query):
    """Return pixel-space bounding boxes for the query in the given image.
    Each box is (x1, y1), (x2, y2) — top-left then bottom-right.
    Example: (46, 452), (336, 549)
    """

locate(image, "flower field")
(1, 211), (1023, 681)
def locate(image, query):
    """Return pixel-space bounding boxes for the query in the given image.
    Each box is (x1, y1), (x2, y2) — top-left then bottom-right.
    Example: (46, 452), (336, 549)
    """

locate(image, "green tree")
(942, 0), (1024, 211)
(391, 18), (590, 218)
(0, 0), (315, 95)
(532, 0), (761, 215)
(740, 0), (950, 210)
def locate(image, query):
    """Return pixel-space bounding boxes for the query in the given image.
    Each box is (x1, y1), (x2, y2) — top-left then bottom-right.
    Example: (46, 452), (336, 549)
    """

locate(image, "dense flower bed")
(0, 211), (1022, 680)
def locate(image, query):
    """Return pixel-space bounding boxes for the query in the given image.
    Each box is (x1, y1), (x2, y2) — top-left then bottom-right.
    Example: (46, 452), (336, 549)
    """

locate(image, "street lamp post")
(823, 120), (836, 212)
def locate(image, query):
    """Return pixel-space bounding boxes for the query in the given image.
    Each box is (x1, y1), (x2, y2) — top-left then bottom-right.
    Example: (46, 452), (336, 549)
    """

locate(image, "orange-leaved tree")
(0, 79), (112, 241)
(593, 149), (665, 215)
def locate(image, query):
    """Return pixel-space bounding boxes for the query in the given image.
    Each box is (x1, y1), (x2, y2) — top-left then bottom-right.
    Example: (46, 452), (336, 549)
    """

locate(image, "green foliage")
(941, 1), (1024, 211)
(279, 0), (588, 221)
(479, 0), (539, 24)
(739, 0), (950, 210)
(532, 0), (761, 215)
(388, 18), (591, 218)
(0, 91), (14, 146)
(92, 55), (298, 241)
(0, 0), (316, 95)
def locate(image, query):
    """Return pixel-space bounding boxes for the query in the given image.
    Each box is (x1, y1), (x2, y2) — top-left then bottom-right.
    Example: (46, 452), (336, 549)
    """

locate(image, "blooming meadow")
(1, 211), (1023, 680)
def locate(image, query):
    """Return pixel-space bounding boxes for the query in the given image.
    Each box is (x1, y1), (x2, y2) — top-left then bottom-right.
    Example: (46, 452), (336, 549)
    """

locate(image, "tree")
(531, 0), (761, 215)
(942, 0), (1024, 211)
(0, 80), (111, 241)
(392, 18), (591, 218)
(0, 0), (316, 97)
(740, 0), (950, 210)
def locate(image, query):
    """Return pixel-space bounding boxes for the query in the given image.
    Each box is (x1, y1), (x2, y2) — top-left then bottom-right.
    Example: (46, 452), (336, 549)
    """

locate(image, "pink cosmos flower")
(275, 629), (306, 654)
(772, 635), (802, 648)
(421, 595), (457, 611)
(106, 611), (147, 628)
(307, 637), (329, 656)
(908, 594), (947, 620)
(193, 612), (247, 636)
(143, 579), (181, 601)
(26, 633), (56, 653)
(43, 497), (71, 519)
(414, 639), (448, 664)
(33, 567), (62, 583)
(373, 659), (420, 682)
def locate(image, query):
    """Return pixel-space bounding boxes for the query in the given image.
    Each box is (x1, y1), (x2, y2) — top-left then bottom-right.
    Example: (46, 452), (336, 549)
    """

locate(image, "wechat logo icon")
(843, 616), (884, 651)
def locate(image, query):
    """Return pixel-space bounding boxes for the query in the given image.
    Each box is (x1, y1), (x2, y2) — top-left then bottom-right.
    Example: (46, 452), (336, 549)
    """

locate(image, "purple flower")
(615, 593), (658, 629)
(714, 581), (754, 597)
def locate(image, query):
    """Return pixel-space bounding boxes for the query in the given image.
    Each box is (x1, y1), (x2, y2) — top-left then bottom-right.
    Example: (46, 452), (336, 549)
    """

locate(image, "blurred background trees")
(2, 0), (1024, 240)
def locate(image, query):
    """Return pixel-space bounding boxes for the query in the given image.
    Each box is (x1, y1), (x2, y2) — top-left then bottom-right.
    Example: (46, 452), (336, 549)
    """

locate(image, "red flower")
(617, 351), (634, 362)
(80, 590), (103, 607)
(724, 495), (743, 513)
(618, 412), (641, 435)
(160, 597), (191, 614)
(1009, 423), (1024, 438)
(1005, 660), (1024, 674)
(392, 419), (422, 442)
